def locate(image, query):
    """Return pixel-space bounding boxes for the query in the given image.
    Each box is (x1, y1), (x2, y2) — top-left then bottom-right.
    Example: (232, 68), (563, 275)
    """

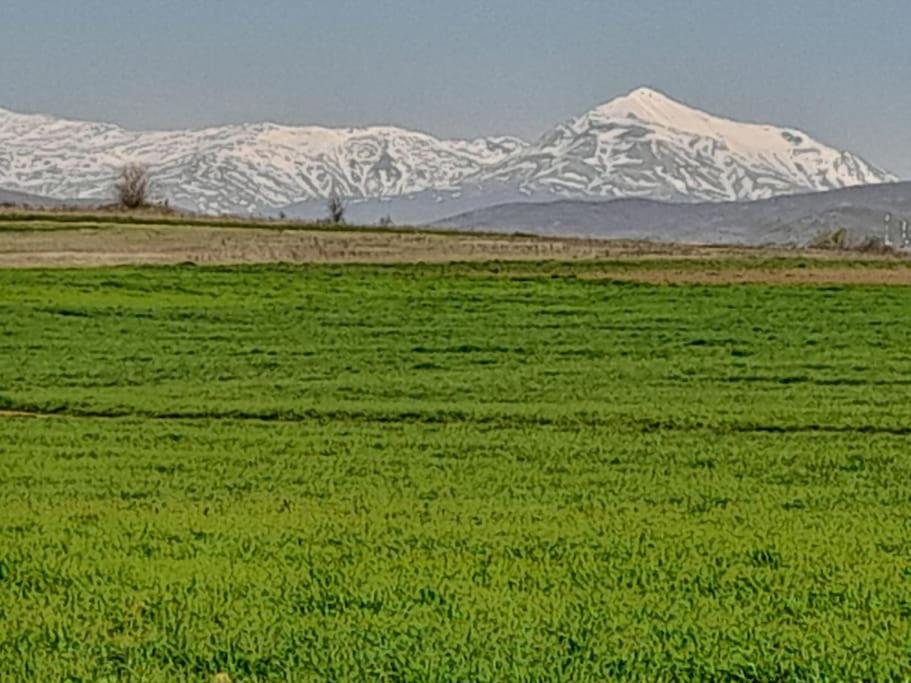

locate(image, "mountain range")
(0, 88), (898, 222)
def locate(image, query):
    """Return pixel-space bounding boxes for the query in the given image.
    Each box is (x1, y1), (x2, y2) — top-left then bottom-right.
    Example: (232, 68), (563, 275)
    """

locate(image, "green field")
(2, 261), (911, 681)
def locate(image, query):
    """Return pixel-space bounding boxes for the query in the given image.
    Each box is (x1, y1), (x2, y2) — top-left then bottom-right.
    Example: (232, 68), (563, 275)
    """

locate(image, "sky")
(1, 0), (909, 177)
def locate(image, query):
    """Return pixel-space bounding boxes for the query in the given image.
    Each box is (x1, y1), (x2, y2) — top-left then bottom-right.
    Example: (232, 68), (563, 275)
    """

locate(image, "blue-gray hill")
(433, 182), (911, 246)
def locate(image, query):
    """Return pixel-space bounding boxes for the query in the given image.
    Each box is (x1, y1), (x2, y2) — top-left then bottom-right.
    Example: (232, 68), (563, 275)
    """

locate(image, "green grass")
(0, 209), (517, 239)
(2, 262), (911, 681)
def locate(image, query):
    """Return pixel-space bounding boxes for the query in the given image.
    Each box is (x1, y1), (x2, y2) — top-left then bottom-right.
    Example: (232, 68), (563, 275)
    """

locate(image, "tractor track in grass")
(1, 407), (909, 436)
(0, 409), (50, 419)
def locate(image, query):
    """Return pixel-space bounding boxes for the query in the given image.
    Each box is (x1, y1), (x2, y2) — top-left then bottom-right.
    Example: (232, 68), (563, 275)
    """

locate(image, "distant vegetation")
(2, 262), (911, 680)
(810, 227), (897, 254)
(327, 193), (346, 224)
(115, 163), (151, 209)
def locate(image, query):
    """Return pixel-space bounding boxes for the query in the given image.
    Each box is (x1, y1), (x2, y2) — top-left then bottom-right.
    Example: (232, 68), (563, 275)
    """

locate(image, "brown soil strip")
(583, 268), (911, 285)
(0, 227), (614, 267)
(0, 224), (900, 268)
(1, 225), (910, 285)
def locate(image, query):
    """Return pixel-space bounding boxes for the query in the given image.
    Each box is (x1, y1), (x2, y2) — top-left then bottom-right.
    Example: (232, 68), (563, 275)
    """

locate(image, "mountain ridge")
(0, 88), (897, 216)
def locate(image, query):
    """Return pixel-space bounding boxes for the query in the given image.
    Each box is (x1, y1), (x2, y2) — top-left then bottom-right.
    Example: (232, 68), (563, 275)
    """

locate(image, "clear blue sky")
(2, 0), (909, 176)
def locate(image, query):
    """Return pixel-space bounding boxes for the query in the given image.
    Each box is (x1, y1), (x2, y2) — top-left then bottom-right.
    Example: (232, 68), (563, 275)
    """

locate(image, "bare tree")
(115, 164), (150, 209)
(327, 194), (346, 224)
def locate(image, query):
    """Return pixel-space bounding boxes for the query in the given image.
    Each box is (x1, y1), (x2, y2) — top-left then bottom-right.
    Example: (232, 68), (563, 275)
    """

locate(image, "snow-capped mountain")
(479, 88), (896, 203)
(0, 88), (897, 215)
(0, 107), (525, 213)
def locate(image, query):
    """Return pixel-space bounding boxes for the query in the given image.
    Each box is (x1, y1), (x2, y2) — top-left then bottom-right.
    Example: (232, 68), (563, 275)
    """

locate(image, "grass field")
(2, 260), (911, 681)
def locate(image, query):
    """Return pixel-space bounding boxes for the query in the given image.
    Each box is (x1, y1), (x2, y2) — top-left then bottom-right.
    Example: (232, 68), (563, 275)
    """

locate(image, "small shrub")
(809, 228), (848, 250)
(115, 164), (150, 209)
(810, 228), (898, 255)
(327, 195), (345, 224)
(854, 236), (897, 255)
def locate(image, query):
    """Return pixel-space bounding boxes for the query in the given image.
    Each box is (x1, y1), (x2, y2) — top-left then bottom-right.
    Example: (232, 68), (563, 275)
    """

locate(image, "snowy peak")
(587, 87), (820, 154)
(482, 87), (897, 203)
(590, 87), (697, 125)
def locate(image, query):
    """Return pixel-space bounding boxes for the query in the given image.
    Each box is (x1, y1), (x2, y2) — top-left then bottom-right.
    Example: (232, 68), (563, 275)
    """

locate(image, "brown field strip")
(0, 223), (910, 284)
(581, 268), (911, 285)
(0, 226), (655, 267)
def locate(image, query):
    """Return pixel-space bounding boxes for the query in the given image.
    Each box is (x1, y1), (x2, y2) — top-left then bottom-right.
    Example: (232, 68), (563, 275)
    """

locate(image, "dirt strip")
(0, 225), (887, 267)
(581, 268), (911, 285)
(0, 226), (658, 267)
(0, 225), (910, 284)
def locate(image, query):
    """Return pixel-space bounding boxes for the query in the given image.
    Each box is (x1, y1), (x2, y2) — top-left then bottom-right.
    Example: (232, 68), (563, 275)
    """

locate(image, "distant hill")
(0, 187), (65, 207)
(434, 181), (911, 246)
(0, 187), (105, 210)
